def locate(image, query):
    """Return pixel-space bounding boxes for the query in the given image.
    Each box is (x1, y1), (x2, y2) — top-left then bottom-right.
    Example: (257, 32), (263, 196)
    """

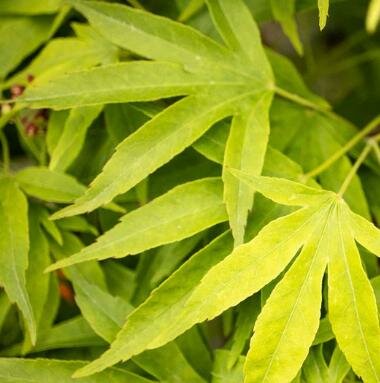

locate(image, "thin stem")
(274, 86), (331, 114)
(304, 115), (380, 179)
(0, 132), (10, 173)
(338, 144), (372, 196)
(368, 138), (380, 164)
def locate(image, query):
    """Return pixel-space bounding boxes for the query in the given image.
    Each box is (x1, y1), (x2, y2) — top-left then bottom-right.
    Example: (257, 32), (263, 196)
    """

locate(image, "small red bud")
(27, 74), (34, 83)
(25, 123), (39, 137)
(59, 282), (75, 304)
(10, 84), (25, 98)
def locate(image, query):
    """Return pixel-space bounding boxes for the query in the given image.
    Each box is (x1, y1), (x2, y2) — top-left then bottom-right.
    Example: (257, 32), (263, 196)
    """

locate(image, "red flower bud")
(59, 282), (75, 304)
(25, 123), (39, 137)
(10, 84), (25, 98)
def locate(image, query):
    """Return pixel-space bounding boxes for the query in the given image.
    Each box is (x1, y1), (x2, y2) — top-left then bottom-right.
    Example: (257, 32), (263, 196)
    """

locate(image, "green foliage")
(0, 0), (379, 382)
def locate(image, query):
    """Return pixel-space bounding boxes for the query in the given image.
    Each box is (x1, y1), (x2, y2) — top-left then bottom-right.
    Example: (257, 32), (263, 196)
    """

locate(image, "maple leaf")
(20, 0), (274, 245)
(72, 172), (380, 382)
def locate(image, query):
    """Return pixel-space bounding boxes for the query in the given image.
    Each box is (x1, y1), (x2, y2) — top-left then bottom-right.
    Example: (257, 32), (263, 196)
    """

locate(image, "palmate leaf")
(19, 0), (274, 243)
(74, 174), (380, 381)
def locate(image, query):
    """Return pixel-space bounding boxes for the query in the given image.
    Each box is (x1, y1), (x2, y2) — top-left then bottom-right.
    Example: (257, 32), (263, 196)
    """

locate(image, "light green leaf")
(0, 16), (55, 79)
(328, 346), (350, 383)
(15, 166), (86, 203)
(176, 327), (212, 380)
(0, 292), (11, 332)
(102, 261), (136, 302)
(53, 91), (247, 217)
(73, 232), (233, 377)
(228, 171), (331, 207)
(47, 178), (227, 270)
(318, 0), (329, 29)
(19, 0), (275, 225)
(348, 210), (380, 257)
(2, 315), (104, 356)
(0, 358), (153, 383)
(205, 0), (273, 79)
(178, 0), (204, 21)
(133, 343), (206, 383)
(223, 92), (272, 245)
(24, 206), (51, 348)
(301, 347), (329, 383)
(244, 206), (332, 382)
(49, 105), (103, 172)
(61, 246), (206, 383)
(4, 32), (118, 89)
(21, 61), (238, 109)
(213, 350), (244, 383)
(228, 295), (260, 369)
(328, 203), (380, 382)
(57, 216), (98, 236)
(74, 277), (133, 343)
(46, 110), (68, 156)
(48, 231), (107, 290)
(270, 0), (303, 54)
(312, 317), (334, 345)
(37, 207), (63, 245)
(0, 177), (35, 344)
(33, 316), (105, 352)
(71, 0), (232, 68)
(366, 0), (380, 33)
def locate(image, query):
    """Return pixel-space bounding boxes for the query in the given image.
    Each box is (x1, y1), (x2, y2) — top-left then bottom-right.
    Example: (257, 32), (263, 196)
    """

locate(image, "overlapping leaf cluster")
(0, 0), (379, 382)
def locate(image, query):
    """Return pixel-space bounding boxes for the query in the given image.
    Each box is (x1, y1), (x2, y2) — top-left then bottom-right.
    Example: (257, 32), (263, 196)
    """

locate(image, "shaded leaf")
(270, 0), (303, 54)
(49, 105), (103, 171)
(0, 358), (152, 382)
(0, 177), (35, 343)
